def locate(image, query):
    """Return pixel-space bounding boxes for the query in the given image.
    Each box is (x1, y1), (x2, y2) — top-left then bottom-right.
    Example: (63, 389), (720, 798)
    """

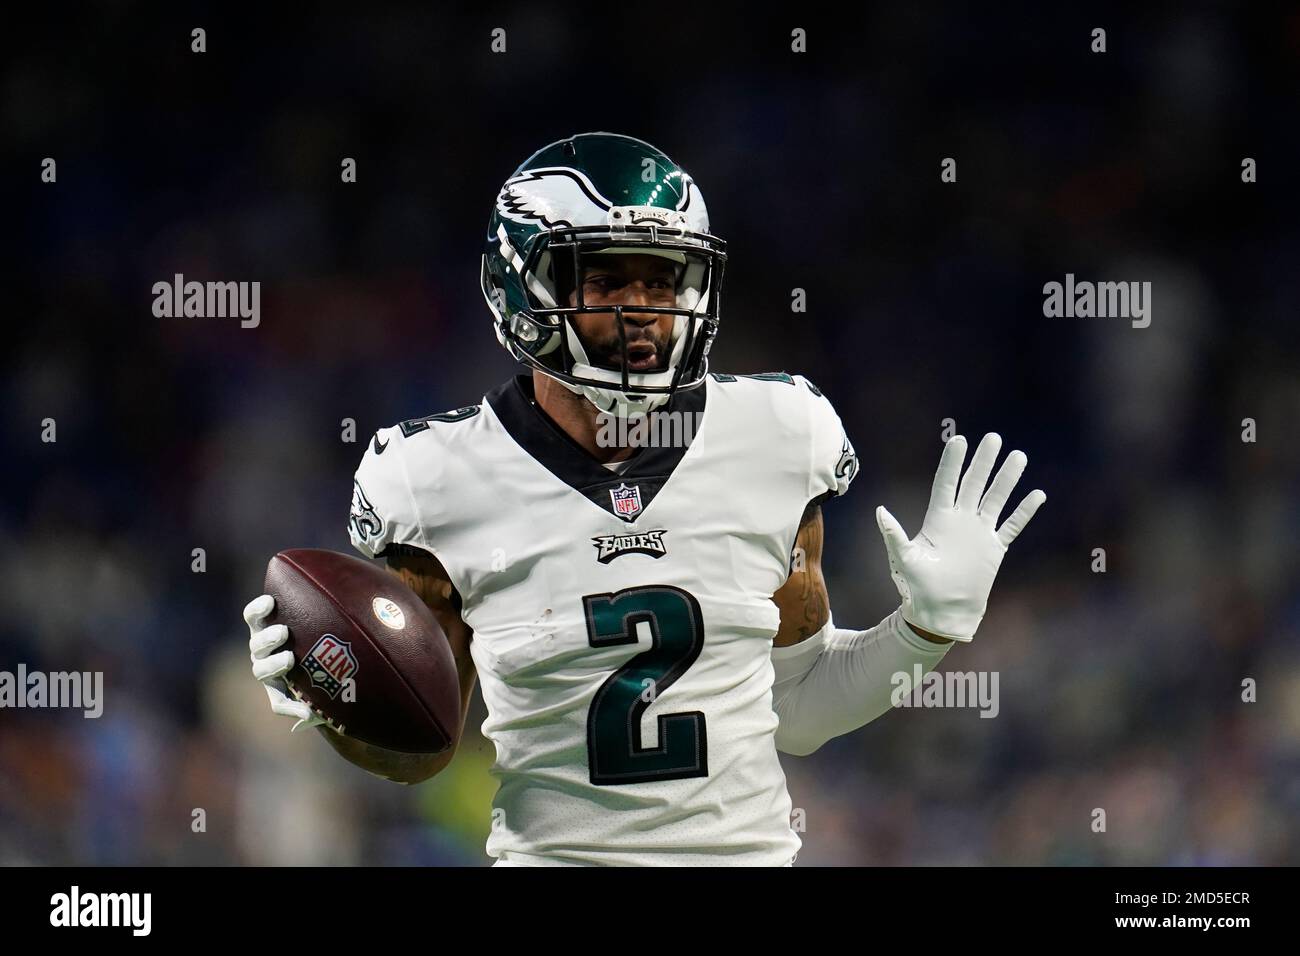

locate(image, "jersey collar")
(484, 374), (708, 523)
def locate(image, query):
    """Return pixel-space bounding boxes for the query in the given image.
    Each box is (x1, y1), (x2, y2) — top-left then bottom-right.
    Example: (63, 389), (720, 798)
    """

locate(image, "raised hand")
(875, 433), (1045, 642)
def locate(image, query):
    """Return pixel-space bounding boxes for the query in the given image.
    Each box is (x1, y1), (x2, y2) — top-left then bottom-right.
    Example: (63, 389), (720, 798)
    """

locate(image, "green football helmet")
(480, 132), (726, 416)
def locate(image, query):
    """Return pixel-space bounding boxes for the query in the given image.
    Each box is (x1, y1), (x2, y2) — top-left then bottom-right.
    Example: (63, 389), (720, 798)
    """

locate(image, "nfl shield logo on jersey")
(609, 483), (643, 521)
(302, 634), (358, 698)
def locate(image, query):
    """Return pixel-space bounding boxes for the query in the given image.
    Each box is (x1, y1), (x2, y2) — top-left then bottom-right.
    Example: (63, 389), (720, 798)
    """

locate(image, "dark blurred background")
(2, 3), (1298, 865)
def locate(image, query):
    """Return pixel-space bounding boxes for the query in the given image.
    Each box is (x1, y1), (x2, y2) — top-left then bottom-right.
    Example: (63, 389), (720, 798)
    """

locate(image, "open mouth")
(625, 342), (660, 371)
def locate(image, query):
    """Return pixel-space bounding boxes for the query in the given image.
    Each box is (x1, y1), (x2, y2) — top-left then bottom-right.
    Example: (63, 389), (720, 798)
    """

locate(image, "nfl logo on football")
(303, 634), (358, 698)
(609, 483), (642, 521)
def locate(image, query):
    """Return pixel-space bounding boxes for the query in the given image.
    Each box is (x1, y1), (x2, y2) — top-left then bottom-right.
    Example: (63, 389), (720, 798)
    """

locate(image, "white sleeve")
(770, 609), (953, 757)
(795, 375), (858, 502)
(347, 425), (429, 559)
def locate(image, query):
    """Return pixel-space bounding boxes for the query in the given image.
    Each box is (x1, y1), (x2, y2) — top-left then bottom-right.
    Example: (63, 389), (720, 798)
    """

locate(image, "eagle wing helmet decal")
(496, 166), (703, 231)
(496, 167), (617, 229)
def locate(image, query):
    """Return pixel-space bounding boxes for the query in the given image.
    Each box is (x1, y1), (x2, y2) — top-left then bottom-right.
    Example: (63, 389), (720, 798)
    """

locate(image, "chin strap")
(559, 313), (692, 417)
(558, 374), (672, 417)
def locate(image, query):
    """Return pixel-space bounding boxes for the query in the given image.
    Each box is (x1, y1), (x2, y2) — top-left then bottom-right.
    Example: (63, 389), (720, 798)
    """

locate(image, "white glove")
(875, 433), (1045, 642)
(243, 594), (326, 733)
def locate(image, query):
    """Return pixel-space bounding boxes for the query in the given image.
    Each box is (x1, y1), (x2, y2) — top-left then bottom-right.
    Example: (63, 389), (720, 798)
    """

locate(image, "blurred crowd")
(2, 5), (1297, 865)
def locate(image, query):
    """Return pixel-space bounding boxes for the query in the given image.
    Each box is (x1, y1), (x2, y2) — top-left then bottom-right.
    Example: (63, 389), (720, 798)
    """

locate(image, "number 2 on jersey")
(582, 585), (709, 785)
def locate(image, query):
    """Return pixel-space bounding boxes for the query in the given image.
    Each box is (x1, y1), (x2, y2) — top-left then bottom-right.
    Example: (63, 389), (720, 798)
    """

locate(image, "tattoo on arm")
(772, 502), (831, 648)
(385, 543), (463, 615)
(384, 543), (476, 708)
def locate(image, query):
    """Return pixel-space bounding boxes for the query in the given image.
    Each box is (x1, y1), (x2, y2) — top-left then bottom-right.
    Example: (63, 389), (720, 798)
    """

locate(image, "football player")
(243, 132), (1045, 866)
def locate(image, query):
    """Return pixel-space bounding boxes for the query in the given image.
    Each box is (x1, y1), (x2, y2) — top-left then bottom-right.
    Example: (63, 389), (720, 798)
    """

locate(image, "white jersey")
(348, 371), (858, 865)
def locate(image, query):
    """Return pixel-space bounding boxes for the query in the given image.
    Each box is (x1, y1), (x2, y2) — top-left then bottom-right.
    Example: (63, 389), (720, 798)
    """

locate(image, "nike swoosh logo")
(373, 434), (389, 455)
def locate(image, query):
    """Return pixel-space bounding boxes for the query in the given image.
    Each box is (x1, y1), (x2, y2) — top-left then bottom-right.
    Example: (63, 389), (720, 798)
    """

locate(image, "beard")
(579, 319), (674, 373)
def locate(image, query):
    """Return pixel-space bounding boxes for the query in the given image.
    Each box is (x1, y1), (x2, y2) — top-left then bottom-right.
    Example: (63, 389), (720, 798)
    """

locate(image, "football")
(263, 548), (460, 753)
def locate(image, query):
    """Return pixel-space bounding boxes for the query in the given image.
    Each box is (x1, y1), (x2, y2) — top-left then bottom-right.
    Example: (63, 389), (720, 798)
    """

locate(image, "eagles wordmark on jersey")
(349, 371), (857, 866)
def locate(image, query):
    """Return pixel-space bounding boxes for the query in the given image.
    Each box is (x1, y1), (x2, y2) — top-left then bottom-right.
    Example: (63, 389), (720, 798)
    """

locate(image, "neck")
(531, 370), (638, 463)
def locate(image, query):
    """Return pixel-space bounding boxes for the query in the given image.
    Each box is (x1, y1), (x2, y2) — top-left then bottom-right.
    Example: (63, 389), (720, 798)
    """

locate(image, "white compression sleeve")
(770, 608), (954, 756)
